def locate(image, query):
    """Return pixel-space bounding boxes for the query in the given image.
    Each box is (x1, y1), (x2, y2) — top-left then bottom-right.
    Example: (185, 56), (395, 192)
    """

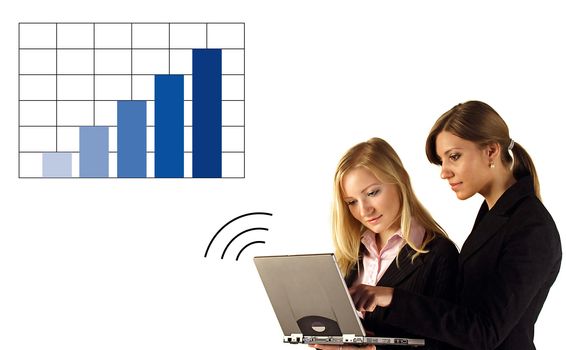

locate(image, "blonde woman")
(311, 138), (458, 350)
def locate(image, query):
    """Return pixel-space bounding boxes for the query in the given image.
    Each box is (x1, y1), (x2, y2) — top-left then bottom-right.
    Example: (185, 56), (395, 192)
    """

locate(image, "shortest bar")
(43, 153), (72, 177)
(80, 126), (109, 178)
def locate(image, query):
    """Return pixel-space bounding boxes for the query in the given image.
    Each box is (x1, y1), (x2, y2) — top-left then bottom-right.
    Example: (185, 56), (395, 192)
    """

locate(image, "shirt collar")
(360, 219), (425, 250)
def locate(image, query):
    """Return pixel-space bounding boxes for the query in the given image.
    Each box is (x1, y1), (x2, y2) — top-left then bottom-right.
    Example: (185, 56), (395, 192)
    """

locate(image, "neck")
(482, 170), (516, 209)
(375, 226), (400, 251)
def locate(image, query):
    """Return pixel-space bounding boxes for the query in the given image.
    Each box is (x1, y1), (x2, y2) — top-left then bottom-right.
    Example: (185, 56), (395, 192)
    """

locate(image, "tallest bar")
(193, 49), (222, 178)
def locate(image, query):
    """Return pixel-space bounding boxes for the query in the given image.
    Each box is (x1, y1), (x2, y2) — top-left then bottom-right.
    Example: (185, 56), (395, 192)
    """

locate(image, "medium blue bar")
(80, 126), (109, 178)
(118, 101), (147, 178)
(43, 153), (72, 177)
(193, 49), (222, 178)
(155, 75), (184, 178)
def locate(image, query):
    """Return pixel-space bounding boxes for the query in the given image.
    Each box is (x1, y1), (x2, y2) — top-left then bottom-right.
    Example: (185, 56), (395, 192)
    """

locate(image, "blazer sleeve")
(420, 239), (459, 302)
(381, 216), (562, 349)
(364, 238), (459, 350)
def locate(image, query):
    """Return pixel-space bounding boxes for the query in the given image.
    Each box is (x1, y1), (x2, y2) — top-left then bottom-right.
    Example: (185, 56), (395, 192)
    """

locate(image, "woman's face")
(435, 131), (493, 200)
(341, 167), (401, 235)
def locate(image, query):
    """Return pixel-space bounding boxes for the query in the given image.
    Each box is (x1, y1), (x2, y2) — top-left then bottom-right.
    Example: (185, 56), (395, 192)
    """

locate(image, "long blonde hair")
(332, 138), (448, 277)
(425, 100), (541, 200)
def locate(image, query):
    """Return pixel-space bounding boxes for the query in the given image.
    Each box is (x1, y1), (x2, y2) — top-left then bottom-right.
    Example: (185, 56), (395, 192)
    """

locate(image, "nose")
(360, 200), (374, 217)
(440, 163), (453, 180)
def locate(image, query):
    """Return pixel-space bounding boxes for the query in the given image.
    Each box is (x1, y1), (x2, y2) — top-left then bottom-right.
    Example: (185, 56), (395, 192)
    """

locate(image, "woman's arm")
(366, 221), (560, 349)
(351, 237), (458, 309)
(352, 238), (459, 349)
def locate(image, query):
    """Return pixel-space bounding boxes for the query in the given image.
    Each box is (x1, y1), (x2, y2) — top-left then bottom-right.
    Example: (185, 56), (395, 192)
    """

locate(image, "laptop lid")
(254, 253), (425, 346)
(254, 253), (365, 339)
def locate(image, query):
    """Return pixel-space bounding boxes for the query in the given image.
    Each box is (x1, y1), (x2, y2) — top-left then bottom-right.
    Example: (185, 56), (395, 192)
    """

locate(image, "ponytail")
(508, 141), (541, 200)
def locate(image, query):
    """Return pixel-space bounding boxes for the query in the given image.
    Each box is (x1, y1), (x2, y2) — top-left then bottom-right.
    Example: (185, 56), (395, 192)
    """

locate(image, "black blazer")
(345, 234), (459, 349)
(383, 176), (562, 349)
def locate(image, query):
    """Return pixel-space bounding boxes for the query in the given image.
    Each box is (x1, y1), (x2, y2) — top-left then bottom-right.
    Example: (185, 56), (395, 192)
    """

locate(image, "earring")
(489, 162), (495, 169)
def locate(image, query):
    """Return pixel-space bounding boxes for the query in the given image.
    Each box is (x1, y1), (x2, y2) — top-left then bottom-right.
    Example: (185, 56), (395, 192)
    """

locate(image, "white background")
(2, 1), (565, 349)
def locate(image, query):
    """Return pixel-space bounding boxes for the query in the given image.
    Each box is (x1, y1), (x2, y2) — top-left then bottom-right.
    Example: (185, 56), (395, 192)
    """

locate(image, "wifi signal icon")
(204, 212), (273, 261)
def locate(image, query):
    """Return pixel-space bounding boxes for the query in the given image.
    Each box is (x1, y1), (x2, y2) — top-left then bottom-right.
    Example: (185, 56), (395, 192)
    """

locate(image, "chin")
(455, 191), (474, 200)
(366, 226), (379, 234)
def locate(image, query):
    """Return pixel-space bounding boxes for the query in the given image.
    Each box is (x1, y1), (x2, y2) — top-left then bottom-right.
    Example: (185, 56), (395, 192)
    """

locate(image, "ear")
(483, 141), (501, 161)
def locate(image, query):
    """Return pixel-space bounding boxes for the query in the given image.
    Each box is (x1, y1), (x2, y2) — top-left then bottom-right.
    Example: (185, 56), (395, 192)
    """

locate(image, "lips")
(450, 182), (462, 191)
(366, 215), (383, 225)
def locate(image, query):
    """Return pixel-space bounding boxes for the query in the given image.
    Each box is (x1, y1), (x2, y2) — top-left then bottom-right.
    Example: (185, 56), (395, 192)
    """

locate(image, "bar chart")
(18, 22), (245, 178)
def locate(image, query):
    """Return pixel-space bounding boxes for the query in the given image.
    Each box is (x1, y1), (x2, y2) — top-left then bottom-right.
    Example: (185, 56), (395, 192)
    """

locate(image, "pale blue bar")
(42, 153), (72, 177)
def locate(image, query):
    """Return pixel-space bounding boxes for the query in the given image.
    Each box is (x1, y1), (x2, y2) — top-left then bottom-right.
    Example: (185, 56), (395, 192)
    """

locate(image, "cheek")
(348, 206), (360, 220)
(384, 193), (401, 215)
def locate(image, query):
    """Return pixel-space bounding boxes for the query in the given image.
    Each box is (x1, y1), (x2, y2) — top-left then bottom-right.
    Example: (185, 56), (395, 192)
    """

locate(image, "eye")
(346, 199), (357, 206)
(449, 153), (461, 161)
(367, 189), (380, 197)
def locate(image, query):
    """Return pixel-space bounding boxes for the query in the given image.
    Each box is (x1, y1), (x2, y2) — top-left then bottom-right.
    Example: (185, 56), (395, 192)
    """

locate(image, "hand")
(348, 285), (394, 312)
(308, 344), (376, 350)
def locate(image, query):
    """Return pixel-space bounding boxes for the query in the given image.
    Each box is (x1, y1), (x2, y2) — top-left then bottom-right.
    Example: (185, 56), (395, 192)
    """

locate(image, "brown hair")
(425, 100), (540, 199)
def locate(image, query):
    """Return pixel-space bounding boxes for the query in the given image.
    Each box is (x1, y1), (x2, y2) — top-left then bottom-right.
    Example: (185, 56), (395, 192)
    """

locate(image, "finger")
(308, 345), (340, 350)
(361, 294), (378, 312)
(349, 289), (362, 309)
(350, 285), (368, 309)
(356, 290), (371, 311)
(348, 284), (359, 294)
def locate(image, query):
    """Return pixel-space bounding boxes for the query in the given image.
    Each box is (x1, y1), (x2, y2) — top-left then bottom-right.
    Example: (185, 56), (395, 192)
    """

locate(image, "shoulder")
(507, 195), (560, 240)
(423, 235), (459, 260)
(503, 195), (561, 260)
(496, 178), (558, 235)
(425, 235), (458, 254)
(513, 195), (555, 224)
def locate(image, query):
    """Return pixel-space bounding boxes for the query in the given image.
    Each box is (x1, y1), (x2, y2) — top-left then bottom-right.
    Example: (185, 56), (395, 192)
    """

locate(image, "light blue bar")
(118, 101), (147, 178)
(42, 153), (72, 177)
(80, 126), (109, 178)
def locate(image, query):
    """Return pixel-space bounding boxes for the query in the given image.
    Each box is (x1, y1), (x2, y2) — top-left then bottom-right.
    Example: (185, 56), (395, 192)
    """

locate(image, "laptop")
(254, 253), (425, 347)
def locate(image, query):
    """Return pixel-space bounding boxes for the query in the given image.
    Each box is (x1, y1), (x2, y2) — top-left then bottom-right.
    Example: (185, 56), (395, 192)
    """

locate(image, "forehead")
(435, 131), (478, 155)
(341, 167), (382, 194)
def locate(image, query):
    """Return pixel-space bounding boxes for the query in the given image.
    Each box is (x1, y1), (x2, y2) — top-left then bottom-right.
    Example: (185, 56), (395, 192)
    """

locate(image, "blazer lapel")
(459, 176), (533, 263)
(459, 211), (508, 263)
(377, 245), (423, 287)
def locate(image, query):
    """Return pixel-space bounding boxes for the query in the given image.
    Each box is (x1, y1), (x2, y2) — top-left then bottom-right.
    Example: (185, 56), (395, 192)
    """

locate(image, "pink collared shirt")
(353, 220), (426, 288)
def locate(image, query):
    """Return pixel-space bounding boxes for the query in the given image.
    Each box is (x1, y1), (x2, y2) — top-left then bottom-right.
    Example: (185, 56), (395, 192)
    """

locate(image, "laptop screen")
(254, 253), (365, 338)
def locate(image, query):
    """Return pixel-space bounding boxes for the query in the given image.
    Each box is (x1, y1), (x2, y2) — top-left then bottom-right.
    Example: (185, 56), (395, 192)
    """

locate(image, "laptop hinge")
(284, 333), (303, 344)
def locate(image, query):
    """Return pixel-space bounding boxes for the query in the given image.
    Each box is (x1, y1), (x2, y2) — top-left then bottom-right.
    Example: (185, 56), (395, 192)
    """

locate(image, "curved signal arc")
(221, 227), (268, 259)
(204, 212), (272, 258)
(236, 241), (266, 261)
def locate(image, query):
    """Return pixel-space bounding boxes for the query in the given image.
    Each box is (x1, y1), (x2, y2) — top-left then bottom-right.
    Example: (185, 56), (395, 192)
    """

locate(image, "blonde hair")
(425, 100), (541, 200)
(332, 138), (449, 277)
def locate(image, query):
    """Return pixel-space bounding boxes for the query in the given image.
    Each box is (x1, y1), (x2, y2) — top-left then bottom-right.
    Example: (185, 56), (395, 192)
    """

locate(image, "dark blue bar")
(80, 126), (109, 178)
(118, 101), (147, 178)
(155, 75), (184, 178)
(193, 49), (222, 178)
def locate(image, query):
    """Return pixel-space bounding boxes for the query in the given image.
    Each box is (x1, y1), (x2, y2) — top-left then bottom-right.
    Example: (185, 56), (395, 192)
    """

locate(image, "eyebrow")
(343, 182), (381, 199)
(438, 147), (463, 158)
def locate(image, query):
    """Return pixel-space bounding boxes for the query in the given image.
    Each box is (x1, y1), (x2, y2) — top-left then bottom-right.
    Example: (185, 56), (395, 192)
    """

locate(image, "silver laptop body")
(254, 253), (425, 347)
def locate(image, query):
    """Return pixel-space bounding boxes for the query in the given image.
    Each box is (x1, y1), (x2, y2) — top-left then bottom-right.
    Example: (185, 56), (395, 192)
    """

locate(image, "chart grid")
(18, 22), (245, 178)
